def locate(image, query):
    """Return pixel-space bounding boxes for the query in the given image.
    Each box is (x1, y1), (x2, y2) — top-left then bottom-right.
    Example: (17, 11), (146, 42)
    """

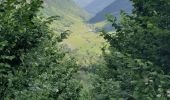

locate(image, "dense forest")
(0, 0), (170, 100)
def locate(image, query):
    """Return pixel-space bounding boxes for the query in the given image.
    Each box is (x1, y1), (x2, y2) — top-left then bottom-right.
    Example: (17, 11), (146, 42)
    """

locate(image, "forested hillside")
(1, 0), (170, 100)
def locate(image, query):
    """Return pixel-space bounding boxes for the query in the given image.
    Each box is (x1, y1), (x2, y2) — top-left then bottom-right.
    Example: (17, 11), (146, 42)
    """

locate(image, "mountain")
(73, 0), (94, 8)
(43, 0), (90, 20)
(40, 0), (91, 35)
(89, 0), (133, 23)
(41, 0), (105, 66)
(85, 0), (116, 15)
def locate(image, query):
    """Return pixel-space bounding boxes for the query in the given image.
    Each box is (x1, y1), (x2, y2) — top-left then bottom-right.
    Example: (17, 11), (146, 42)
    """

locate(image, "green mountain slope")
(41, 0), (105, 66)
(41, 0), (91, 33)
(39, 0), (89, 37)
(43, 0), (90, 20)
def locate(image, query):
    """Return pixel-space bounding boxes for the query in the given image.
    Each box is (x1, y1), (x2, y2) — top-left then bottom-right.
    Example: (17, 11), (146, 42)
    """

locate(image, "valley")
(43, 0), (108, 66)
(2, 0), (169, 99)
(41, 1), (111, 98)
(42, 0), (132, 98)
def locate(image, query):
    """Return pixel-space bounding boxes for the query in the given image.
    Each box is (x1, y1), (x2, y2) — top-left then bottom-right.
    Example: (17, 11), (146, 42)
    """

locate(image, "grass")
(63, 20), (106, 66)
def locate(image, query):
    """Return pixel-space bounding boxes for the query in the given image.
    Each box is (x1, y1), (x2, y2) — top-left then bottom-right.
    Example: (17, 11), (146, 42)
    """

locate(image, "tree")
(0, 0), (81, 99)
(94, 0), (170, 99)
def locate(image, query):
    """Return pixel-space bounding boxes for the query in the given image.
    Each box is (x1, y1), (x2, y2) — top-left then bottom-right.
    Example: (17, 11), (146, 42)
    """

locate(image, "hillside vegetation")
(1, 0), (170, 100)
(42, 0), (106, 66)
(43, 0), (90, 19)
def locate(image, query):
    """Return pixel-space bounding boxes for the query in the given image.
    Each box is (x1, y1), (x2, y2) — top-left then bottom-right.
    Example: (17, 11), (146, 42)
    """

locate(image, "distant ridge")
(85, 0), (116, 15)
(89, 0), (133, 23)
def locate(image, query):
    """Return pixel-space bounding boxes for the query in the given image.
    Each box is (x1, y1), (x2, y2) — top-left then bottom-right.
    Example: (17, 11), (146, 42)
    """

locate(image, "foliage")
(0, 0), (81, 99)
(94, 0), (170, 99)
(2, 0), (170, 99)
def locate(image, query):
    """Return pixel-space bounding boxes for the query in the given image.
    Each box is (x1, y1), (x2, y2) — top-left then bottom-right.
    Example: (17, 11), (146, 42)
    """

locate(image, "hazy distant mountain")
(89, 0), (133, 23)
(85, 0), (116, 14)
(73, 0), (94, 8)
